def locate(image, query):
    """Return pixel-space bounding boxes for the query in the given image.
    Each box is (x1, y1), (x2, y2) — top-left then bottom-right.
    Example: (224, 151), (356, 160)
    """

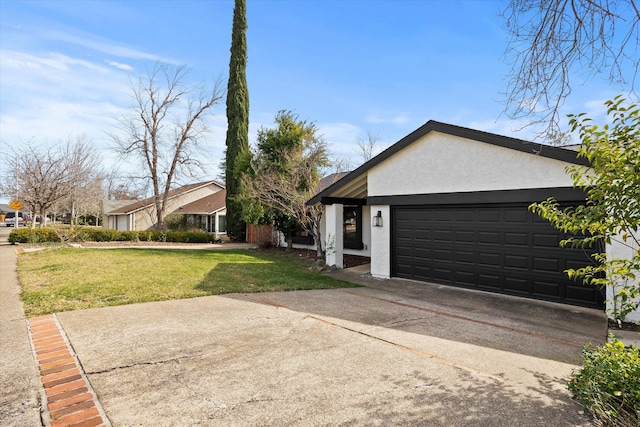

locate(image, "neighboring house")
(103, 199), (136, 219)
(176, 190), (227, 234)
(308, 120), (639, 322)
(0, 203), (12, 222)
(105, 181), (226, 234)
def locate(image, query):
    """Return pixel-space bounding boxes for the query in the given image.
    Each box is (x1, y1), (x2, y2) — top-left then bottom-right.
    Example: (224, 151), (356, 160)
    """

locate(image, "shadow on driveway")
(228, 264), (608, 365)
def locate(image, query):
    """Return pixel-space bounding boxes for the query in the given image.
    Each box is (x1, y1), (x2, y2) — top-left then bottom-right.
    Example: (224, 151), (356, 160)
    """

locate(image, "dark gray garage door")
(393, 205), (604, 309)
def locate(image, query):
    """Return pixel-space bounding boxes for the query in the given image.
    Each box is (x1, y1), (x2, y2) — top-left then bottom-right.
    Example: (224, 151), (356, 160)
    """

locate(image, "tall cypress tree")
(225, 0), (249, 241)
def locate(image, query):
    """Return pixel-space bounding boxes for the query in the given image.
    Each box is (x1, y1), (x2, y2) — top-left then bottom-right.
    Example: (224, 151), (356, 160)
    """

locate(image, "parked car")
(5, 211), (26, 227)
(35, 215), (50, 224)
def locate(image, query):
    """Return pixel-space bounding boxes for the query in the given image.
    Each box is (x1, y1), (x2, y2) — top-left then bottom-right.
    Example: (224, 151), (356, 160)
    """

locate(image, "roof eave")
(307, 120), (589, 205)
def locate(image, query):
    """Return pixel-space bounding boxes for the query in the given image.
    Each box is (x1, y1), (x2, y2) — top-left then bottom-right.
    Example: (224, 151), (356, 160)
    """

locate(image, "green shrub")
(8, 227), (214, 245)
(9, 228), (60, 244)
(165, 214), (206, 231)
(568, 337), (640, 426)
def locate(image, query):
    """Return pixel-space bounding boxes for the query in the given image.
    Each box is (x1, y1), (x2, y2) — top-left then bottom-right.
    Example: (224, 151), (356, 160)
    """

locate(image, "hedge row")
(8, 227), (217, 244)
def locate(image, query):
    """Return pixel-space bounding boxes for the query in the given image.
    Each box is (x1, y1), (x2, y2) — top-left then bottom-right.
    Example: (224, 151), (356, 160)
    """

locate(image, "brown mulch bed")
(270, 248), (370, 268)
(608, 318), (640, 332)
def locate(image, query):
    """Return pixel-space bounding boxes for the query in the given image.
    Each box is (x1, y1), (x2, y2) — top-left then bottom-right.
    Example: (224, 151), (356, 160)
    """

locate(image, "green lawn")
(18, 248), (357, 316)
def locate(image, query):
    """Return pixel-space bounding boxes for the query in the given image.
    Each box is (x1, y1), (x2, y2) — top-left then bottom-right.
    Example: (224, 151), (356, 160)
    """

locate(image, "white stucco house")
(307, 120), (639, 322)
(105, 180), (227, 234)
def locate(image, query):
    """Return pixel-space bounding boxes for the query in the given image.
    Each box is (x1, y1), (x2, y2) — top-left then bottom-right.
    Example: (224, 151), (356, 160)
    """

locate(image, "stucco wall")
(607, 235), (640, 323)
(368, 132), (576, 197)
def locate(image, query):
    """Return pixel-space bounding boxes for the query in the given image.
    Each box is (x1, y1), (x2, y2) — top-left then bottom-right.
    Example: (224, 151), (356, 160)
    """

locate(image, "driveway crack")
(87, 356), (184, 375)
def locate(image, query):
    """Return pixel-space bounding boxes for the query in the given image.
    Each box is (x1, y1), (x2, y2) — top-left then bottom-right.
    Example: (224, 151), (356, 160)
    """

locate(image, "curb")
(27, 314), (111, 427)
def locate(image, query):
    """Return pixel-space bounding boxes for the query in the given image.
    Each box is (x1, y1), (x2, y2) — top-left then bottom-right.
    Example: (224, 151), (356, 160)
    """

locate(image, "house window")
(343, 205), (363, 250)
(291, 229), (315, 245)
(217, 215), (227, 233)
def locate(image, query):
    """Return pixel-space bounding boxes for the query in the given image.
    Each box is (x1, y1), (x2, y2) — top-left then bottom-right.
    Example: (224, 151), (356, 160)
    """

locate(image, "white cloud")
(106, 60), (134, 71)
(0, 48), (131, 152)
(319, 121), (362, 152)
(44, 30), (178, 64)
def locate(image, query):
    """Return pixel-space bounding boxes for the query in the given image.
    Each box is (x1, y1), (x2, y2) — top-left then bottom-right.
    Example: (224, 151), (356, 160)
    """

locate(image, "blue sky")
(0, 0), (632, 195)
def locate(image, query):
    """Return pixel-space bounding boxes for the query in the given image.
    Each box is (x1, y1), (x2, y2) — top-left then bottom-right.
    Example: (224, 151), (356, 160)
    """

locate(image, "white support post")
(370, 205), (391, 278)
(325, 203), (344, 268)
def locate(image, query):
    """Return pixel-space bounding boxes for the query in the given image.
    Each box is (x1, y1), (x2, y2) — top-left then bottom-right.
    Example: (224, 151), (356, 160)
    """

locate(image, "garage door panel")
(478, 274), (501, 290)
(433, 249), (453, 262)
(532, 280), (563, 299)
(565, 258), (593, 271)
(455, 210), (475, 222)
(478, 210), (501, 223)
(533, 257), (561, 272)
(454, 270), (476, 285)
(432, 267), (454, 281)
(504, 232), (528, 246)
(478, 252), (501, 267)
(456, 250), (476, 264)
(478, 231), (500, 244)
(504, 277), (529, 292)
(433, 210), (452, 222)
(455, 230), (475, 243)
(433, 230), (453, 242)
(566, 284), (601, 304)
(504, 209), (529, 223)
(393, 205), (604, 309)
(533, 233), (562, 247)
(504, 254), (528, 269)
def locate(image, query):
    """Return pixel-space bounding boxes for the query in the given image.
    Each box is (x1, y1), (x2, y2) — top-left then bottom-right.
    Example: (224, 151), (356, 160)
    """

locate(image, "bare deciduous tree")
(1, 135), (101, 228)
(354, 131), (381, 163)
(102, 169), (148, 201)
(503, 0), (640, 138)
(110, 63), (224, 229)
(66, 175), (104, 226)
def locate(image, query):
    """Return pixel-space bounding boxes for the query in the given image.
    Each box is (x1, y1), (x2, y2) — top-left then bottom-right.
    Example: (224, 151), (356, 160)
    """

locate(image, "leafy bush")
(568, 337), (640, 426)
(9, 227), (215, 244)
(165, 214), (206, 231)
(9, 228), (60, 244)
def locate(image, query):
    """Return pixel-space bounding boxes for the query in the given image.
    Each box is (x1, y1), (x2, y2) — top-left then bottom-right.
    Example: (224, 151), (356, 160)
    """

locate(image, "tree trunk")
(39, 207), (46, 229)
(314, 227), (323, 258)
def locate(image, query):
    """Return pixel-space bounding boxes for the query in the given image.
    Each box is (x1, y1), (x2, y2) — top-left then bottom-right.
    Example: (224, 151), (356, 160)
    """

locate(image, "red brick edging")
(28, 314), (109, 427)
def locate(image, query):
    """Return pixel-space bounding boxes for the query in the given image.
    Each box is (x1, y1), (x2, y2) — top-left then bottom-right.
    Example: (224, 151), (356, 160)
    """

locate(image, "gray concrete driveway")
(55, 266), (607, 426)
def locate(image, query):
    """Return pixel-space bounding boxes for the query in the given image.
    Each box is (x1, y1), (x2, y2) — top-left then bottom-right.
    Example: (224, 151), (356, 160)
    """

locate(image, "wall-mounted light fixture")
(372, 210), (383, 227)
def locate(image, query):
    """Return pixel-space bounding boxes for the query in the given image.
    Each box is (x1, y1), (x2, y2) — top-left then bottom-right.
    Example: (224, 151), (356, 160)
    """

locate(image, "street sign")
(9, 200), (23, 211)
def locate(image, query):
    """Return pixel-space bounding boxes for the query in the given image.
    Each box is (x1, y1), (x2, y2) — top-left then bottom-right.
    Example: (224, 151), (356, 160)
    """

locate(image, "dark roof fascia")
(320, 197), (367, 206)
(367, 187), (587, 207)
(307, 120), (589, 206)
(180, 208), (225, 215)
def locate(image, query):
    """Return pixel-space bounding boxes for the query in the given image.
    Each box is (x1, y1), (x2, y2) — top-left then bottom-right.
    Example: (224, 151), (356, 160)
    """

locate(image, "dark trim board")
(369, 187), (586, 207)
(320, 197), (367, 206)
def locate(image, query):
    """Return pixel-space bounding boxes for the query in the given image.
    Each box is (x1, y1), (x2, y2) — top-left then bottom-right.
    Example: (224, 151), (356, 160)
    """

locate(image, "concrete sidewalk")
(0, 237), (42, 425)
